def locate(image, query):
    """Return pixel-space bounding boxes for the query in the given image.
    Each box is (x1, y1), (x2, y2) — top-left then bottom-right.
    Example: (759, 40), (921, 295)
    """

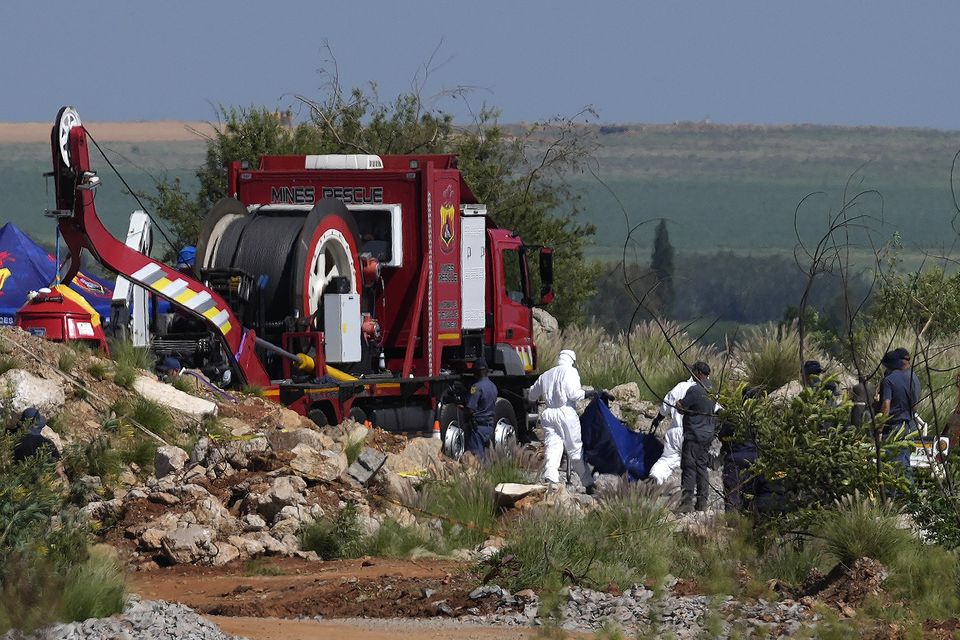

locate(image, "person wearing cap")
(156, 356), (182, 382)
(879, 348), (920, 470)
(802, 360), (839, 396)
(649, 361), (712, 484)
(464, 357), (498, 457)
(718, 387), (760, 512)
(176, 246), (197, 275)
(8, 408), (66, 480)
(677, 364), (719, 512)
(527, 349), (595, 493)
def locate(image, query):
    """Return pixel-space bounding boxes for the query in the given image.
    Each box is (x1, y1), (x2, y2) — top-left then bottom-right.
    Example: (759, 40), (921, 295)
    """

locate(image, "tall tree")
(146, 87), (599, 325)
(650, 219), (675, 316)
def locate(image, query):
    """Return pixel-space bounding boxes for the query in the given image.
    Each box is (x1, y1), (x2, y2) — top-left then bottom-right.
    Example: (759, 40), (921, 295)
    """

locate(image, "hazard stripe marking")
(184, 291), (212, 311)
(174, 288), (197, 304)
(132, 263), (162, 283)
(162, 279), (189, 298)
(210, 309), (229, 327)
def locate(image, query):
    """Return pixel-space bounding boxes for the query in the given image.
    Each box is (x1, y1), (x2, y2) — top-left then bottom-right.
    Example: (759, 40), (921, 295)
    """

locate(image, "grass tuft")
(818, 494), (912, 566)
(299, 503), (364, 560)
(57, 351), (77, 374)
(60, 548), (127, 622)
(0, 356), (18, 376)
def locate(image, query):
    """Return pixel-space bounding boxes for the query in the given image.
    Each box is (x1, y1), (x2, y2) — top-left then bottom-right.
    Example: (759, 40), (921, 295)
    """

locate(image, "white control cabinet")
(323, 293), (362, 363)
(461, 207), (487, 330)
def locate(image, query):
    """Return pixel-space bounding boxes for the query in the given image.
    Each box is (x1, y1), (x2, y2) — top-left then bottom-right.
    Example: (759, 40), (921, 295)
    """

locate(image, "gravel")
(460, 584), (822, 638)
(2, 599), (244, 640)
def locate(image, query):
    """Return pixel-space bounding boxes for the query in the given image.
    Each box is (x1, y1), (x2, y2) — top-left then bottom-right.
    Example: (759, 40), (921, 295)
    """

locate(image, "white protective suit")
(527, 350), (594, 487)
(647, 377), (696, 484)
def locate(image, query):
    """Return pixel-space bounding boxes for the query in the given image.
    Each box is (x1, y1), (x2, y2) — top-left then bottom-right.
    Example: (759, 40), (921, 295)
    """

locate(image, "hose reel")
(197, 198), (362, 325)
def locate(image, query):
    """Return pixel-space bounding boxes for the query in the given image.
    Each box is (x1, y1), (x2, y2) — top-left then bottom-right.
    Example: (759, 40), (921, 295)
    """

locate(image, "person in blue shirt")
(880, 348), (920, 469)
(465, 357), (498, 458)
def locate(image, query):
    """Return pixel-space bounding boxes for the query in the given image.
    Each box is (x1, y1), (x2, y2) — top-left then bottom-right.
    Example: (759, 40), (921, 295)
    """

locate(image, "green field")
(0, 141), (206, 249)
(574, 124), (960, 261)
(3, 122), (960, 263)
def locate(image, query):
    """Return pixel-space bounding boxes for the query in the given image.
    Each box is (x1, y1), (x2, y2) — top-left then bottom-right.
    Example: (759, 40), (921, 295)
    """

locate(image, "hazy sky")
(3, 1), (958, 128)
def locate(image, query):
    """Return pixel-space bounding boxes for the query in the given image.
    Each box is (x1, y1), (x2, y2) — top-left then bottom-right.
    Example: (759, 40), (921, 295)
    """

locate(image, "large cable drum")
(197, 197), (361, 326)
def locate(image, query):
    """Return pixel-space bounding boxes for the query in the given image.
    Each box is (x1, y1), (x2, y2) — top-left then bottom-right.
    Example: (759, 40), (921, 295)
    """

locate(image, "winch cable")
(83, 128), (179, 257)
(210, 211), (310, 320)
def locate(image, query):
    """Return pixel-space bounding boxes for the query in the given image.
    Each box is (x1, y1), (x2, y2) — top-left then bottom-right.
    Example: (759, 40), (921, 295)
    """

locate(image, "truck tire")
(439, 403), (465, 461)
(494, 398), (518, 451)
(308, 408), (329, 428)
(348, 406), (367, 424)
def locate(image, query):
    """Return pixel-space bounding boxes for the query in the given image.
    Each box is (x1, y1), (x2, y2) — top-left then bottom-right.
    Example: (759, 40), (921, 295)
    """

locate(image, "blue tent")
(581, 398), (664, 480)
(0, 223), (114, 325)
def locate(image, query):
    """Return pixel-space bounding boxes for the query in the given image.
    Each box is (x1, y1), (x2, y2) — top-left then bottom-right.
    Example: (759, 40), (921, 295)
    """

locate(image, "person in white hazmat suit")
(527, 349), (596, 492)
(648, 361), (712, 484)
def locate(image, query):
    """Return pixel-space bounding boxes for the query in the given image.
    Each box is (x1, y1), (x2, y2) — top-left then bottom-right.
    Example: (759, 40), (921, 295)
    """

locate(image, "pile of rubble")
(92, 414), (444, 568)
(461, 582), (820, 638)
(1, 599), (241, 640)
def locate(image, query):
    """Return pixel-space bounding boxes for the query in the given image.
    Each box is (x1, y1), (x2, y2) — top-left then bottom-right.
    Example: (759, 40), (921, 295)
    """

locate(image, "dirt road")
(132, 557), (581, 640)
(210, 616), (564, 640)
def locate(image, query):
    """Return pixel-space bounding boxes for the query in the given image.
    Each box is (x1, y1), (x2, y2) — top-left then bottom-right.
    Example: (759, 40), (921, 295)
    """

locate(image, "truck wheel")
(439, 404), (465, 461)
(348, 406), (367, 424)
(494, 398), (518, 451)
(308, 408), (329, 428)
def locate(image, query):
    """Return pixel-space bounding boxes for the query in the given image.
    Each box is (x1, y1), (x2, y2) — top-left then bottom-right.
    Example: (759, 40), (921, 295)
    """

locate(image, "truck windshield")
(502, 248), (526, 304)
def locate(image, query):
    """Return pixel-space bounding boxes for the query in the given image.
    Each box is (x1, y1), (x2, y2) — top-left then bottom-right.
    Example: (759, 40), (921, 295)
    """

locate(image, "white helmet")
(557, 349), (577, 367)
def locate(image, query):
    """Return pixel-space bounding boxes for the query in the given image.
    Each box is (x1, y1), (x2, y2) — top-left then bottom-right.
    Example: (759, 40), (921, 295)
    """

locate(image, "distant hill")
(2, 120), (959, 263)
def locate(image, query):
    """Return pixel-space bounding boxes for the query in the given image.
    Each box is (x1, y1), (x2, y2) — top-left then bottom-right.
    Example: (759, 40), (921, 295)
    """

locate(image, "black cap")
(692, 361), (711, 376)
(893, 348), (910, 362)
(474, 357), (488, 371)
(881, 350), (901, 370)
(803, 360), (823, 376)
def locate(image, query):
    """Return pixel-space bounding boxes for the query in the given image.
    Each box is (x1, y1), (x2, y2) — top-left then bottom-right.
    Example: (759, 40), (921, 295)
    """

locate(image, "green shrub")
(110, 341), (153, 371)
(62, 437), (122, 480)
(87, 362), (109, 381)
(362, 519), (446, 558)
(344, 436), (365, 466)
(299, 503), (364, 560)
(119, 438), (158, 471)
(60, 548), (126, 622)
(0, 357), (17, 376)
(416, 470), (498, 549)
(0, 555), (62, 633)
(58, 351), (77, 374)
(130, 398), (173, 439)
(502, 486), (675, 590)
(242, 558), (285, 576)
(171, 375), (193, 394)
(737, 322), (812, 392)
(113, 365), (136, 389)
(817, 495), (912, 566)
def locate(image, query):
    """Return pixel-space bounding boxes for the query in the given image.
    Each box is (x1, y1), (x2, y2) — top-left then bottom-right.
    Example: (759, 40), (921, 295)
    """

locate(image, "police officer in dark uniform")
(465, 357), (498, 457)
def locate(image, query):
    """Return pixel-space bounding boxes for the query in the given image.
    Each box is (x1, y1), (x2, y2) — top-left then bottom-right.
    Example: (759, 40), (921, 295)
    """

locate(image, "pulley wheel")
(292, 198), (362, 319)
(196, 198), (249, 271)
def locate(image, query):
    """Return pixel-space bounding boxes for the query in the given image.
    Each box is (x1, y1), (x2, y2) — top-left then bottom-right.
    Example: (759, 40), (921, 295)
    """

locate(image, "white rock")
(532, 307), (560, 335)
(385, 437), (442, 474)
(0, 370), (65, 416)
(242, 513), (267, 532)
(290, 444), (347, 482)
(134, 375), (218, 417)
(212, 542), (241, 566)
(139, 528), (167, 551)
(495, 482), (547, 506)
(267, 427), (335, 452)
(154, 446), (189, 478)
(229, 534), (265, 557)
(160, 526), (214, 564)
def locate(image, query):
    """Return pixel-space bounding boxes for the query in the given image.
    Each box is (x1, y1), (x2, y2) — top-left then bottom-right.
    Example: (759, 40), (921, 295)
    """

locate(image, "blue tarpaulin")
(0, 223), (114, 325)
(581, 398), (664, 480)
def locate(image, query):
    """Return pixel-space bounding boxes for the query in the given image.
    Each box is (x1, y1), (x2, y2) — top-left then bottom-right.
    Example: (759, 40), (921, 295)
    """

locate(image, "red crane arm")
(50, 107), (270, 386)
